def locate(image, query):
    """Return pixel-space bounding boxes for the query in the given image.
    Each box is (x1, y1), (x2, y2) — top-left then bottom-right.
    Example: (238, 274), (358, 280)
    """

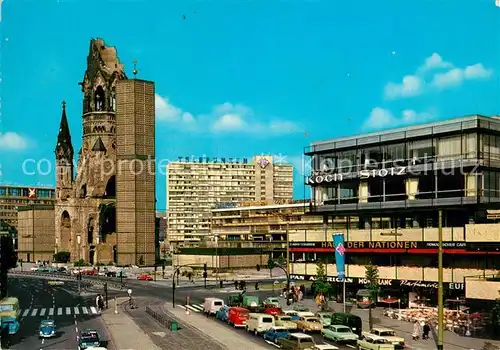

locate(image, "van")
(203, 297), (224, 316)
(245, 313), (275, 335)
(330, 312), (362, 337)
(227, 306), (249, 327)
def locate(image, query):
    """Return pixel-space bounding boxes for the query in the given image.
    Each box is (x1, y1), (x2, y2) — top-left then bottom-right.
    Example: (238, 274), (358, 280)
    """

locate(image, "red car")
(227, 307), (249, 328)
(263, 304), (281, 316)
(137, 274), (153, 281)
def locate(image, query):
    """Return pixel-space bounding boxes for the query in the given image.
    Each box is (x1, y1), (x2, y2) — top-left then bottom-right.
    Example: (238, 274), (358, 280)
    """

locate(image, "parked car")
(215, 305), (230, 322)
(357, 334), (395, 350)
(277, 332), (317, 350)
(263, 326), (290, 344)
(137, 274), (153, 281)
(313, 345), (339, 350)
(316, 312), (332, 327)
(282, 310), (300, 321)
(246, 313), (275, 335)
(368, 328), (405, 349)
(77, 330), (100, 350)
(275, 315), (298, 330)
(227, 306), (249, 327)
(296, 316), (323, 332)
(204, 297), (224, 316)
(263, 304), (281, 316)
(321, 325), (359, 344)
(39, 319), (56, 338)
(330, 313), (362, 337)
(263, 297), (281, 307)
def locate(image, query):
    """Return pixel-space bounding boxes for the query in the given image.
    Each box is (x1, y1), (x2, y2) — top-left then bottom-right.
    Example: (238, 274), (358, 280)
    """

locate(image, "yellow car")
(275, 315), (298, 330)
(296, 316), (323, 332)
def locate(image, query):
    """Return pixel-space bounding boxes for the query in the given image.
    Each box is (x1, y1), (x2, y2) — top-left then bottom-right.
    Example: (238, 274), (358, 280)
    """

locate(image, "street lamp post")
(55, 237), (59, 255)
(215, 234), (219, 288)
(76, 233), (81, 294)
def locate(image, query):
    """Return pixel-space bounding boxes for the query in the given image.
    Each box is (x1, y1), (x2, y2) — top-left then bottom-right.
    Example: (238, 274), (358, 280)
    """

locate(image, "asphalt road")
(115, 279), (355, 350)
(7, 276), (115, 350)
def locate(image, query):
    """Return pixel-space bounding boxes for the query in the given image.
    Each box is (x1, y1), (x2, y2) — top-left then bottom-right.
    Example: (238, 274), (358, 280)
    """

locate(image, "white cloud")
(384, 75), (423, 99)
(363, 107), (434, 130)
(155, 95), (299, 135)
(432, 63), (493, 89)
(212, 114), (246, 131)
(209, 103), (300, 134)
(0, 132), (28, 150)
(418, 53), (453, 73)
(384, 53), (493, 99)
(155, 94), (194, 124)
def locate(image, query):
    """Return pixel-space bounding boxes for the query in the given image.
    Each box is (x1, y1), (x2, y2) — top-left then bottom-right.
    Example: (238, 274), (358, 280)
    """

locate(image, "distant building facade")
(17, 205), (55, 263)
(166, 155), (294, 244)
(0, 185), (54, 229)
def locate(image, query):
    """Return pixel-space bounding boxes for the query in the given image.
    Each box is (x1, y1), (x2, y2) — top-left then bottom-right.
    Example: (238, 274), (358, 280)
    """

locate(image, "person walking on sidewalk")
(423, 321), (430, 340)
(412, 320), (420, 341)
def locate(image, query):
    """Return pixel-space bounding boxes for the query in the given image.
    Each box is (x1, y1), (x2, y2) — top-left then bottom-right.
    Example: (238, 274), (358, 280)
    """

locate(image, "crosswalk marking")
(181, 304), (204, 313)
(186, 305), (199, 312)
(20, 305), (103, 318)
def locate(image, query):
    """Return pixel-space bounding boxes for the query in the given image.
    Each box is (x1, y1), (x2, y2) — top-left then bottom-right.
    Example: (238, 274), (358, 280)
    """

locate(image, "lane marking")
(57, 308), (62, 316)
(22, 309), (29, 317)
(48, 308), (54, 316)
(65, 307), (71, 315)
(74, 307), (80, 315)
(346, 345), (356, 349)
(40, 308), (46, 316)
(75, 327), (78, 333)
(31, 308), (38, 316)
(82, 307), (89, 314)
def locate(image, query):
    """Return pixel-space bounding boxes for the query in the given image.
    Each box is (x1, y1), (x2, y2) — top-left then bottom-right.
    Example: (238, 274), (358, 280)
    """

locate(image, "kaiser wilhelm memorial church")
(17, 38), (157, 266)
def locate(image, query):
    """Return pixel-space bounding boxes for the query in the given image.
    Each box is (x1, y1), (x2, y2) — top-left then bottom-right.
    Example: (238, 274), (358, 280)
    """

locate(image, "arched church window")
(111, 87), (116, 111)
(94, 86), (105, 111)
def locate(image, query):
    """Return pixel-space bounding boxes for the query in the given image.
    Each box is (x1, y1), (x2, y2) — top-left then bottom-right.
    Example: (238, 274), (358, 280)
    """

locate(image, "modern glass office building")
(305, 115), (500, 227)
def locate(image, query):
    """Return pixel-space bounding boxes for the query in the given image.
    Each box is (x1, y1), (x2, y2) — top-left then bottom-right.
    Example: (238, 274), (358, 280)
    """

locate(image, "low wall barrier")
(8, 271), (124, 290)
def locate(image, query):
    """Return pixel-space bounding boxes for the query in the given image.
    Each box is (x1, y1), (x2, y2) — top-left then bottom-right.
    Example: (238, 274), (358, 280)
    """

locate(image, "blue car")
(263, 326), (290, 344)
(39, 319), (56, 338)
(215, 305), (230, 322)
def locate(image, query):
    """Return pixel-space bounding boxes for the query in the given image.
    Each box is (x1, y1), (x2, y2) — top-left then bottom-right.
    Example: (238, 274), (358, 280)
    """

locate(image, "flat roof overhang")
(307, 197), (500, 216)
(304, 115), (500, 156)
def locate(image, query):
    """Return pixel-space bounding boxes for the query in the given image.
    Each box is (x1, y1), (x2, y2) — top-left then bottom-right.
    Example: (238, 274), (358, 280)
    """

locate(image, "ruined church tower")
(54, 38), (127, 264)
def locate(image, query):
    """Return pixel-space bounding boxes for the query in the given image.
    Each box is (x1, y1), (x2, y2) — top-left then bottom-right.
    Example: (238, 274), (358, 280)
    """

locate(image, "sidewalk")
(101, 297), (161, 350)
(162, 302), (270, 349)
(293, 297), (500, 350)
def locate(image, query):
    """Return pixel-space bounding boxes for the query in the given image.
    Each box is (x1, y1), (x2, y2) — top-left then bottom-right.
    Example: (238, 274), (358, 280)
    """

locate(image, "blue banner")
(333, 233), (346, 280)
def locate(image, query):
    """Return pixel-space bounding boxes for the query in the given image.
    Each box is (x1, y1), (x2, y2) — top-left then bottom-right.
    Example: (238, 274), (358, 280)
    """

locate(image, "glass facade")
(307, 130), (500, 209)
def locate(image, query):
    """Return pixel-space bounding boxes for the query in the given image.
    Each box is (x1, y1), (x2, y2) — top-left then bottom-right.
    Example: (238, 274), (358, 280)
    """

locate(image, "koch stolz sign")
(307, 167), (407, 184)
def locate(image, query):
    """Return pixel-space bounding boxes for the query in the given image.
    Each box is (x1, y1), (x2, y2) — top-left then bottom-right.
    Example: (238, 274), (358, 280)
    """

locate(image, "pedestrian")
(98, 296), (104, 312)
(412, 320), (420, 341)
(423, 322), (430, 340)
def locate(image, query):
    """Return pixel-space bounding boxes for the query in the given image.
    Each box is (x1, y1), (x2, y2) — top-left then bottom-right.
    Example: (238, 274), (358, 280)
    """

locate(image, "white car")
(314, 344), (339, 350)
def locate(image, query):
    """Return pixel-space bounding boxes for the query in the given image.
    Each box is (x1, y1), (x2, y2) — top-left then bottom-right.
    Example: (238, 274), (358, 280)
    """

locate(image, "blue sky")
(0, 0), (499, 210)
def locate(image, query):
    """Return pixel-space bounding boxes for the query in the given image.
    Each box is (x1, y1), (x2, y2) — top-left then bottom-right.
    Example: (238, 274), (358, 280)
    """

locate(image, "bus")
(0, 297), (20, 334)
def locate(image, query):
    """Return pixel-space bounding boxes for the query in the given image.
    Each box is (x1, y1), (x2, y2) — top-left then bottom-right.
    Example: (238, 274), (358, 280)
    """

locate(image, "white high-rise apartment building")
(166, 155), (294, 244)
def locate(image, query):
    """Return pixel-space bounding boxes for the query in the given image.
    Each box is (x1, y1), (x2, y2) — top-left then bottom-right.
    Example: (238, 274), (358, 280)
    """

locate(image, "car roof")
(364, 334), (385, 340)
(230, 307), (249, 311)
(40, 320), (55, 324)
(272, 326), (288, 330)
(289, 332), (313, 339)
(331, 325), (350, 328)
(372, 327), (394, 332)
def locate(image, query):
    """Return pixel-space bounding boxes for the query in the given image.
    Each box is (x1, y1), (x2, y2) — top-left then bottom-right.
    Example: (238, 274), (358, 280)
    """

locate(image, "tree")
(266, 255), (275, 277)
(365, 263), (379, 329)
(315, 260), (331, 310)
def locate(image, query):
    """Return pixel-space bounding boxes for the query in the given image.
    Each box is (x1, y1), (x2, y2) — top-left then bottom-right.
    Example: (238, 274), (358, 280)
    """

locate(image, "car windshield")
(321, 314), (331, 319)
(301, 338), (314, 343)
(214, 301), (223, 306)
(305, 318), (320, 323)
(240, 312), (249, 317)
(379, 331), (395, 336)
(375, 339), (390, 344)
(262, 317), (273, 323)
(335, 327), (350, 333)
(274, 327), (288, 332)
(280, 316), (291, 321)
(41, 321), (54, 326)
(80, 332), (99, 342)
